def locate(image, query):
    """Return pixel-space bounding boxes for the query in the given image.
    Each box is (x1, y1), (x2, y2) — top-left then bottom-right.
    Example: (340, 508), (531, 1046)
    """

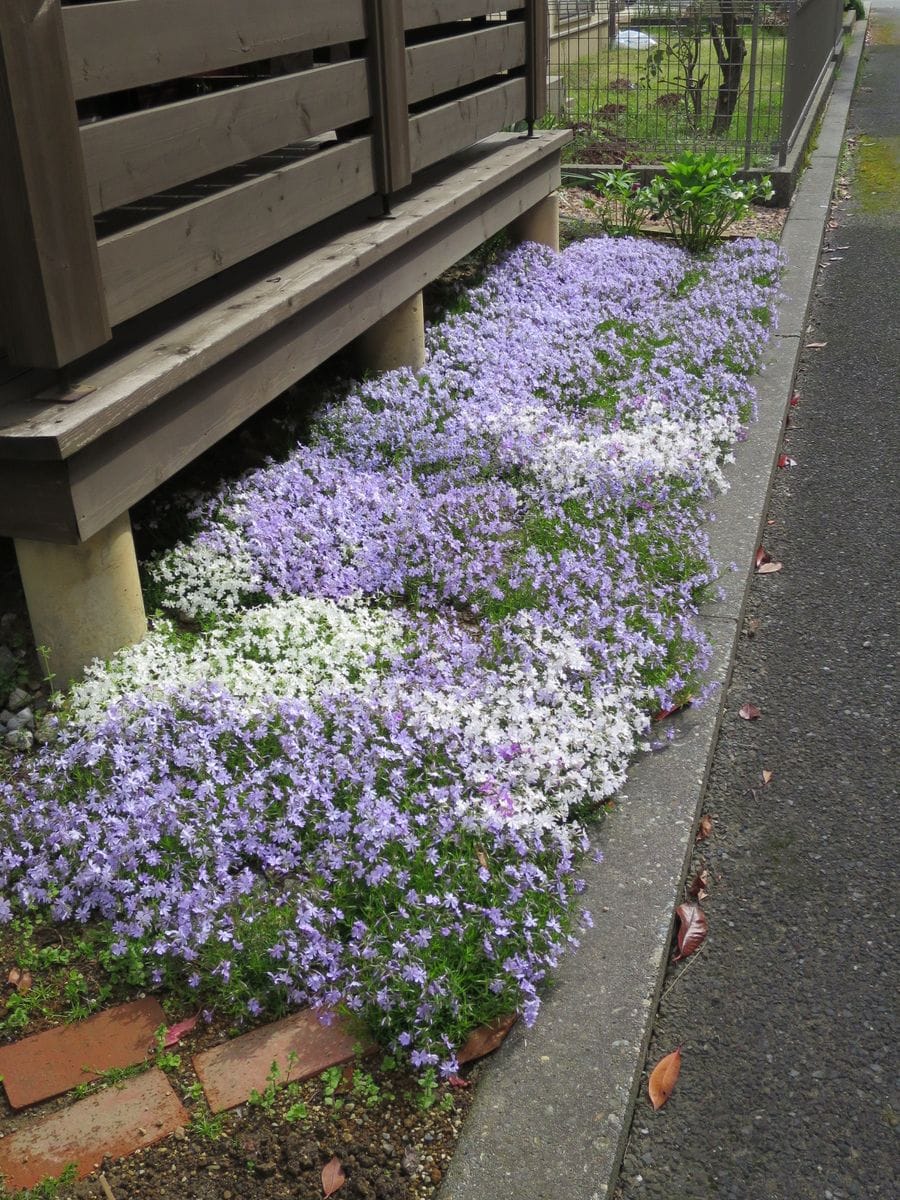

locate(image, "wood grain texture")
(406, 22), (525, 104)
(81, 59), (370, 214)
(403, 0), (506, 28)
(0, 0), (110, 367)
(63, 0), (367, 99)
(366, 0), (411, 196)
(409, 79), (527, 172)
(98, 139), (376, 323)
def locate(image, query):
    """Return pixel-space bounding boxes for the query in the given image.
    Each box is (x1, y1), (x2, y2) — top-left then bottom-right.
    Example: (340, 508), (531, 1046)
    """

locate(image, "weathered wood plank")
(67, 151), (560, 542)
(98, 139), (376, 324)
(403, 0), (506, 28)
(0, 0), (110, 368)
(366, 0), (412, 198)
(64, 0), (367, 99)
(406, 22), (525, 104)
(409, 79), (527, 172)
(0, 132), (569, 463)
(0, 458), (78, 542)
(81, 60), (370, 214)
(524, 0), (548, 123)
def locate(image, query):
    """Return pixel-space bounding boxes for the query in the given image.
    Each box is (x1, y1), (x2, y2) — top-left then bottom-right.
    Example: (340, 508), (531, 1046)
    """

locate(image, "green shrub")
(647, 151), (774, 253)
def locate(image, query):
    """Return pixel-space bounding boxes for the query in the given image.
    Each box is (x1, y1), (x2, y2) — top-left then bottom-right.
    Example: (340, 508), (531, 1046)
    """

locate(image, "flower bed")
(0, 236), (781, 1076)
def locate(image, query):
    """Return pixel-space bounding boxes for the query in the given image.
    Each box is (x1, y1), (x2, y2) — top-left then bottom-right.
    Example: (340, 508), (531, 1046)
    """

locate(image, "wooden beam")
(63, 0), (368, 99)
(366, 0), (412, 200)
(406, 23), (525, 104)
(524, 0), (548, 125)
(81, 59), (370, 214)
(409, 79), (527, 172)
(97, 139), (376, 324)
(0, 0), (110, 368)
(403, 1), (505, 28)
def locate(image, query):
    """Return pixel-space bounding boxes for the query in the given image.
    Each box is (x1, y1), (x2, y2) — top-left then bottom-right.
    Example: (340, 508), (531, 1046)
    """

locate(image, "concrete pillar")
(15, 511), (147, 689)
(510, 193), (560, 253)
(355, 291), (426, 373)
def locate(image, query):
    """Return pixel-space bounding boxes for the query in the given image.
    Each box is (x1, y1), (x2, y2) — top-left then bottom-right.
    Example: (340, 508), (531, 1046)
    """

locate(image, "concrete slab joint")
(354, 291), (426, 374)
(510, 192), (561, 253)
(14, 510), (147, 688)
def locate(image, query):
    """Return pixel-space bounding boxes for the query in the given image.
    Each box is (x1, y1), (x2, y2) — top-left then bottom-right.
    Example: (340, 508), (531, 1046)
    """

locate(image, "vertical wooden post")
(524, 0), (548, 133)
(365, 0), (411, 209)
(0, 0), (110, 368)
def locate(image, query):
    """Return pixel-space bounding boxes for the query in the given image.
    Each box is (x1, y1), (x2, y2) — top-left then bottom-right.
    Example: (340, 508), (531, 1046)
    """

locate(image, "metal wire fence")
(547, 0), (841, 168)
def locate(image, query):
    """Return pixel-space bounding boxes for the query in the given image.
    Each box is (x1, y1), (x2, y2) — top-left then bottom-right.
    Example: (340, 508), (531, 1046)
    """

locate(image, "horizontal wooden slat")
(81, 60), (369, 214)
(98, 139), (376, 324)
(64, 0), (367, 100)
(403, 0), (508, 28)
(407, 23), (525, 104)
(0, 132), (568, 464)
(409, 79), (527, 172)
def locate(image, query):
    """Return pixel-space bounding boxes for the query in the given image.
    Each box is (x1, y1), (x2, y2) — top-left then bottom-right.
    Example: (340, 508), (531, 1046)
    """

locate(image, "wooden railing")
(0, 0), (547, 370)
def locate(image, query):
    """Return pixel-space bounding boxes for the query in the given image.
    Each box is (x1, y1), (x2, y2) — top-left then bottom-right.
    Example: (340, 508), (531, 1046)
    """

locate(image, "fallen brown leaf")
(687, 869), (709, 900)
(648, 1048), (682, 1110)
(762, 769), (774, 785)
(652, 699), (691, 721)
(778, 454), (797, 468)
(163, 1013), (199, 1048)
(457, 1013), (518, 1065)
(790, 392), (801, 406)
(757, 561), (783, 574)
(674, 903), (708, 961)
(696, 814), (713, 842)
(322, 1157), (346, 1197)
(805, 341), (827, 348)
(746, 617), (761, 636)
(739, 703), (761, 720)
(754, 545), (771, 569)
(6, 967), (32, 995)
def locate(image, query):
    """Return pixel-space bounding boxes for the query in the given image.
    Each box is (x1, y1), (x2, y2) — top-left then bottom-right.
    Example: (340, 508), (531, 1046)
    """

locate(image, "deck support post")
(510, 192), (560, 252)
(14, 512), (147, 688)
(354, 291), (426, 373)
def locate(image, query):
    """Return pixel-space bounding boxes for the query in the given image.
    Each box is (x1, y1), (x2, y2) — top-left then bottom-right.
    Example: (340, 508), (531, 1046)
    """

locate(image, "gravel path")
(614, 9), (900, 1199)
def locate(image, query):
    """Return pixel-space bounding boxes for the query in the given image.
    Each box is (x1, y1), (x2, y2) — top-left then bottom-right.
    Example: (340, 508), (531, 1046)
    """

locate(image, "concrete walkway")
(443, 8), (895, 1200)
(614, 5), (899, 1198)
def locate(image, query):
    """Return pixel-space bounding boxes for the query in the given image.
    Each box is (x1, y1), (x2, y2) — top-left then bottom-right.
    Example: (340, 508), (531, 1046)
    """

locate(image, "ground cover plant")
(0, 235), (781, 1081)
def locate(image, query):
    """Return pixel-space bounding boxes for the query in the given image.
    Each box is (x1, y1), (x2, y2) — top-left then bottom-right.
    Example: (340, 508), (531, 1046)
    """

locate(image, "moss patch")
(857, 135), (900, 212)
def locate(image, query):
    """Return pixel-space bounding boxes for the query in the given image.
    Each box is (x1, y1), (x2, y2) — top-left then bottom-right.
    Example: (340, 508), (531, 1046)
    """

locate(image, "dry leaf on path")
(674, 903), (708, 961)
(805, 341), (827, 348)
(790, 392), (801, 406)
(754, 545), (771, 569)
(757, 561), (783, 574)
(778, 454), (797, 468)
(762, 770), (774, 785)
(739, 703), (761, 720)
(687, 869), (709, 900)
(648, 1048), (682, 1110)
(163, 1013), (200, 1048)
(322, 1157), (346, 1197)
(696, 814), (713, 842)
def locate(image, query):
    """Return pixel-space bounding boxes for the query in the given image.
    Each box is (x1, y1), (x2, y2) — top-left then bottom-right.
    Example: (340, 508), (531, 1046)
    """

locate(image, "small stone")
(5, 729), (33, 752)
(0, 709), (13, 727)
(255, 1160), (277, 1178)
(7, 707), (34, 732)
(173, 1127), (187, 1141)
(430, 1167), (443, 1184)
(6, 688), (30, 713)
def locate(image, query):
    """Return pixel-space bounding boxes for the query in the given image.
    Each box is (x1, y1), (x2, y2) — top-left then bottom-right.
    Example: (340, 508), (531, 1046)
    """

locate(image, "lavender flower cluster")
(0, 235), (781, 1069)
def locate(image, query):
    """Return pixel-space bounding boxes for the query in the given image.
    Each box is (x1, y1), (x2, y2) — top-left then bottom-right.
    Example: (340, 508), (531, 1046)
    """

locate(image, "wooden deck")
(0, 131), (568, 544)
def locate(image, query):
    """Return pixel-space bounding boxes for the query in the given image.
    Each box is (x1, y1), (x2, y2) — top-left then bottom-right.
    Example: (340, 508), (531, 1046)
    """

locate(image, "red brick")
(0, 1068), (188, 1190)
(0, 997), (165, 1109)
(194, 1009), (372, 1113)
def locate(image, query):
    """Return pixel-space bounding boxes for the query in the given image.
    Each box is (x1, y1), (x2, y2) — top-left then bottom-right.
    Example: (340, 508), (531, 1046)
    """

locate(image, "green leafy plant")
(648, 152), (774, 252)
(320, 1064), (345, 1111)
(248, 1059), (282, 1112)
(580, 169), (655, 237)
(189, 1107), (226, 1141)
(284, 1100), (309, 1123)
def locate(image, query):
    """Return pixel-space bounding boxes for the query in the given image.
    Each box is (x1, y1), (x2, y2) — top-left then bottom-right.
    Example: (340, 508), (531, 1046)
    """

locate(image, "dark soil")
(47, 1059), (477, 1200)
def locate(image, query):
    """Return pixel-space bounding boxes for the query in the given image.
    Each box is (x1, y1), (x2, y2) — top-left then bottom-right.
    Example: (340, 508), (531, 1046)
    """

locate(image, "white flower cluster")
(67, 597), (405, 727)
(534, 403), (737, 495)
(150, 541), (260, 620)
(391, 618), (650, 840)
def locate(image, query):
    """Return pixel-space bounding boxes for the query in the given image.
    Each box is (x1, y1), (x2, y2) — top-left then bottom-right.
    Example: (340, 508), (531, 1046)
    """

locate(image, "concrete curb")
(440, 17), (869, 1200)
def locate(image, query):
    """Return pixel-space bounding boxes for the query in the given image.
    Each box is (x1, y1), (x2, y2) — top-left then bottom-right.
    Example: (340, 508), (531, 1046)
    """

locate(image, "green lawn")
(553, 23), (787, 165)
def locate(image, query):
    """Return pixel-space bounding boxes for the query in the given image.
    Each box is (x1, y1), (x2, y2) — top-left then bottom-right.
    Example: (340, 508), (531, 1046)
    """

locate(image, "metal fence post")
(743, 0), (761, 170)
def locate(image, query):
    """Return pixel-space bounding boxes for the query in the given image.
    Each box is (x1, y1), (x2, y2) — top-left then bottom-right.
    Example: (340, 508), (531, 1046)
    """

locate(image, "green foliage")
(6, 1165), (77, 1199)
(647, 152), (774, 253)
(580, 169), (655, 236)
(844, 0), (865, 17)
